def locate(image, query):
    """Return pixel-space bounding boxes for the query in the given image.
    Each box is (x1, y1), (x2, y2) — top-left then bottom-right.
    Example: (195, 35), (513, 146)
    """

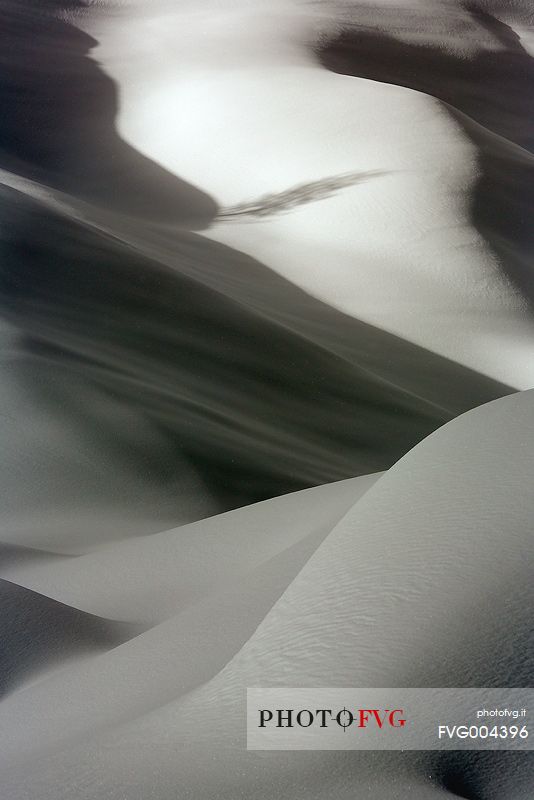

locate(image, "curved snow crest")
(0, 474), (381, 623)
(0, 391), (533, 799)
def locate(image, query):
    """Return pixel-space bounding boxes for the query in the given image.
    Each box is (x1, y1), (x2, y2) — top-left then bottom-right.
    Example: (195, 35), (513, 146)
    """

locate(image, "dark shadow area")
(0, 186), (512, 512)
(434, 752), (533, 800)
(317, 3), (534, 305)
(0, 2), (217, 227)
(0, 578), (144, 699)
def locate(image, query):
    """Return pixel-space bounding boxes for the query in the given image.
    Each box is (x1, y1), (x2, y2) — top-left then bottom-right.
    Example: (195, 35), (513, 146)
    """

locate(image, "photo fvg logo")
(258, 707), (406, 732)
(248, 689), (533, 750)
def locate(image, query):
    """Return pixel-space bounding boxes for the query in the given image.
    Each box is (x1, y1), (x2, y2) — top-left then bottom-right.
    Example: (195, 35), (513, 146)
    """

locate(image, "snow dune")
(0, 391), (532, 799)
(0, 2), (533, 798)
